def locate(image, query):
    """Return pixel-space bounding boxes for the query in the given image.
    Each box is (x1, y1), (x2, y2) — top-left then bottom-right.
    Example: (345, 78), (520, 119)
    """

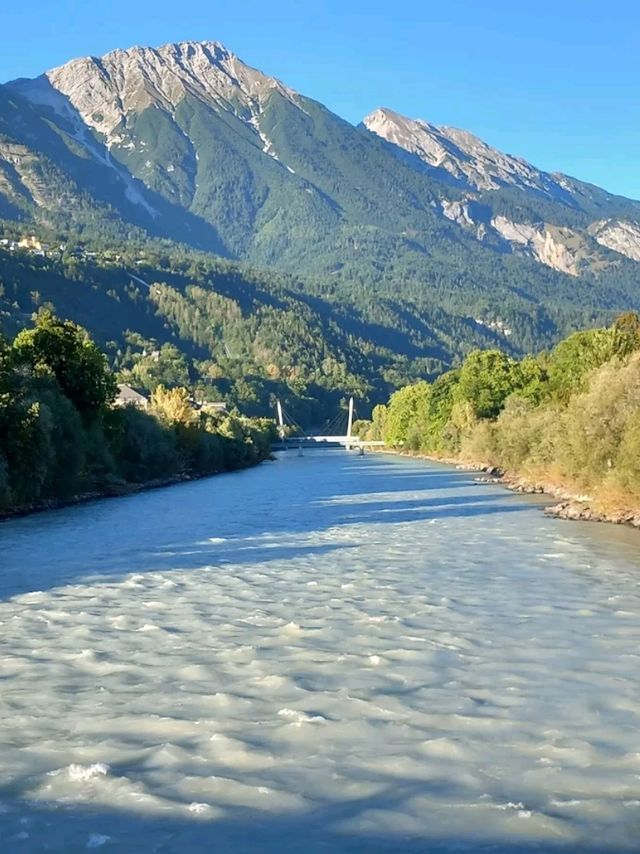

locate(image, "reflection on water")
(1, 452), (639, 852)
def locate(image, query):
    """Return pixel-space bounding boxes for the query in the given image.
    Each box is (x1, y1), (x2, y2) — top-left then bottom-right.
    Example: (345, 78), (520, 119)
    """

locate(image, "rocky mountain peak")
(3, 39), (640, 285)
(362, 106), (569, 198)
(9, 40), (299, 143)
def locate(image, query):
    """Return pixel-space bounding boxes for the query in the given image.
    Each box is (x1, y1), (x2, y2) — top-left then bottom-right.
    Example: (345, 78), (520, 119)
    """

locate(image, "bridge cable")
(316, 410), (344, 437)
(279, 406), (307, 438)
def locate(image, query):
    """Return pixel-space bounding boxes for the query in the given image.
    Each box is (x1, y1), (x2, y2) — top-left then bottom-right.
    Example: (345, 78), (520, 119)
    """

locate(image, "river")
(1, 452), (639, 852)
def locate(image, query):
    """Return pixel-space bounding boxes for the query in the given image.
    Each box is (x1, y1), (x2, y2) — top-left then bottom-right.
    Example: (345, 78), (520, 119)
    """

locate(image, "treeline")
(358, 313), (640, 512)
(3, 221), (632, 428)
(0, 311), (275, 513)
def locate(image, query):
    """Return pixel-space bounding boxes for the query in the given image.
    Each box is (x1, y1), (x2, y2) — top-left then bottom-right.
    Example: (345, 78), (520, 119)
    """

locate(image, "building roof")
(200, 402), (228, 415)
(115, 383), (148, 406)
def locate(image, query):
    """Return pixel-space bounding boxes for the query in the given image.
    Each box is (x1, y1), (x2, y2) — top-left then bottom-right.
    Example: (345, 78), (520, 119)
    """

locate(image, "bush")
(613, 418), (640, 501)
(366, 314), (640, 513)
(115, 406), (179, 482)
(0, 452), (11, 510)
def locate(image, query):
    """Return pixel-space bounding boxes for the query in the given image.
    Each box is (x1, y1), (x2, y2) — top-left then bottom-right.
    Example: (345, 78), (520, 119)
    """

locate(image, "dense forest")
(0, 311), (275, 514)
(358, 313), (640, 514)
(0, 221), (629, 427)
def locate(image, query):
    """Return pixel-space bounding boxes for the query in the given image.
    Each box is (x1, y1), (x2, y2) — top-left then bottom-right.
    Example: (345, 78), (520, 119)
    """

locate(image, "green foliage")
(121, 343), (191, 393)
(2, 215), (639, 428)
(423, 370), (461, 452)
(114, 406), (180, 482)
(515, 355), (549, 406)
(546, 328), (617, 401)
(0, 313), (274, 512)
(612, 311), (640, 358)
(384, 382), (431, 448)
(370, 313), (640, 511)
(11, 309), (117, 415)
(0, 450), (9, 509)
(455, 350), (521, 419)
(0, 394), (51, 504)
(369, 405), (388, 441)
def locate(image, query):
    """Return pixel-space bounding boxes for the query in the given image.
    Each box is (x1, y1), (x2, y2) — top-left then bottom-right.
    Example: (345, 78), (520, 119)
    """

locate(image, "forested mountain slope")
(1, 40), (639, 419)
(3, 41), (640, 289)
(0, 225), (627, 422)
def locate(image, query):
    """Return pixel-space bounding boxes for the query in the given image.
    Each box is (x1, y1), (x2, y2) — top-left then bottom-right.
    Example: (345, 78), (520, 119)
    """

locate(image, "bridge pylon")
(272, 397), (383, 452)
(276, 399), (286, 440)
(346, 396), (354, 450)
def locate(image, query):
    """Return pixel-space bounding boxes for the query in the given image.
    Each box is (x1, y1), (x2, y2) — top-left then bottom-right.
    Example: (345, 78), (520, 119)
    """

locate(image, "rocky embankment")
(0, 474), (196, 521)
(389, 451), (640, 529)
(464, 462), (640, 528)
(542, 500), (640, 527)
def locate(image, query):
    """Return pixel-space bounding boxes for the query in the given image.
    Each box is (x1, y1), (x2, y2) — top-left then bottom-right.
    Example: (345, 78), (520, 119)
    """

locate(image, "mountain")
(362, 107), (640, 275)
(363, 107), (577, 195)
(1, 231), (530, 423)
(1, 40), (640, 410)
(4, 42), (460, 276)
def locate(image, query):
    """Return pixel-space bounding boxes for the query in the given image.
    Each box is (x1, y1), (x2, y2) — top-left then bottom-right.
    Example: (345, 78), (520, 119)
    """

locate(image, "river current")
(1, 452), (639, 852)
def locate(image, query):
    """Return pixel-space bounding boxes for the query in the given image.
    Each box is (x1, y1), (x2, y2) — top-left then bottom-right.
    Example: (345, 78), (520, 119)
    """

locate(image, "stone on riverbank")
(545, 500), (640, 527)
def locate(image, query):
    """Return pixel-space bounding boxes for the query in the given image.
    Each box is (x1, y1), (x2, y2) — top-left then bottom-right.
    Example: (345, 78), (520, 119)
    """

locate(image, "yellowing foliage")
(150, 385), (196, 425)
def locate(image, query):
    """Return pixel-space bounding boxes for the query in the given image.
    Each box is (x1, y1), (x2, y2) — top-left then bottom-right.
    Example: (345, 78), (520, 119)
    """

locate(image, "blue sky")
(3, 0), (639, 198)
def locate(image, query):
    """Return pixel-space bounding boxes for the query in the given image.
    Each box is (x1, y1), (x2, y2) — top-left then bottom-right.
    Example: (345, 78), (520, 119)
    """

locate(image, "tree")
(423, 370), (460, 451)
(369, 404), (388, 441)
(612, 311), (640, 359)
(150, 385), (196, 425)
(515, 355), (548, 406)
(547, 328), (616, 401)
(455, 349), (521, 419)
(125, 343), (191, 392)
(384, 382), (430, 447)
(0, 450), (9, 510)
(10, 310), (116, 415)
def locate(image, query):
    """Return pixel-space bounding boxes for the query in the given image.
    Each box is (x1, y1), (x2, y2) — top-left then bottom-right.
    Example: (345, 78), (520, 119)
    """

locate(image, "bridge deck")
(273, 437), (385, 449)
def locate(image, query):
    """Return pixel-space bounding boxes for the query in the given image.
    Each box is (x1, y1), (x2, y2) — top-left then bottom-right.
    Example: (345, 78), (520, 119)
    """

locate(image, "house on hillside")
(114, 383), (149, 409)
(17, 235), (43, 252)
(194, 400), (228, 414)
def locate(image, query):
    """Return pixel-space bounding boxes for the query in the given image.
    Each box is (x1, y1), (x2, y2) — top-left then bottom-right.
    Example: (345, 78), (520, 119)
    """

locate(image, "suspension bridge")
(271, 397), (385, 454)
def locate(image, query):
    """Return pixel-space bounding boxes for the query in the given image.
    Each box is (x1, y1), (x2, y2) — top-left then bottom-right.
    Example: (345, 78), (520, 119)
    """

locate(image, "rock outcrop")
(363, 107), (576, 198)
(589, 219), (640, 262)
(11, 41), (299, 147)
(544, 501), (640, 527)
(363, 107), (640, 274)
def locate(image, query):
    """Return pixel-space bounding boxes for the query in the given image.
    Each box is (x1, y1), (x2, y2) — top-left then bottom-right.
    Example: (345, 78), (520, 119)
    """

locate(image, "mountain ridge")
(2, 39), (640, 387)
(362, 106), (575, 196)
(361, 105), (640, 273)
(9, 41), (301, 144)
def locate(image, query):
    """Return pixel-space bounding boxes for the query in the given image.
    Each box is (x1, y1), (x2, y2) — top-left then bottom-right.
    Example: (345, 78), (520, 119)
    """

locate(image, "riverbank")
(0, 456), (273, 522)
(379, 448), (640, 529)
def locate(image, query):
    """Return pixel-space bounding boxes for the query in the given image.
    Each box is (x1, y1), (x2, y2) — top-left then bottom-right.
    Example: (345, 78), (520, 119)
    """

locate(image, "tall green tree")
(455, 349), (521, 419)
(10, 310), (116, 415)
(384, 382), (431, 447)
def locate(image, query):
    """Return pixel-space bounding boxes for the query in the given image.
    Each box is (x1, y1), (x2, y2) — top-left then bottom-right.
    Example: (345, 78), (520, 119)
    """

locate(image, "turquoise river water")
(0, 452), (639, 852)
